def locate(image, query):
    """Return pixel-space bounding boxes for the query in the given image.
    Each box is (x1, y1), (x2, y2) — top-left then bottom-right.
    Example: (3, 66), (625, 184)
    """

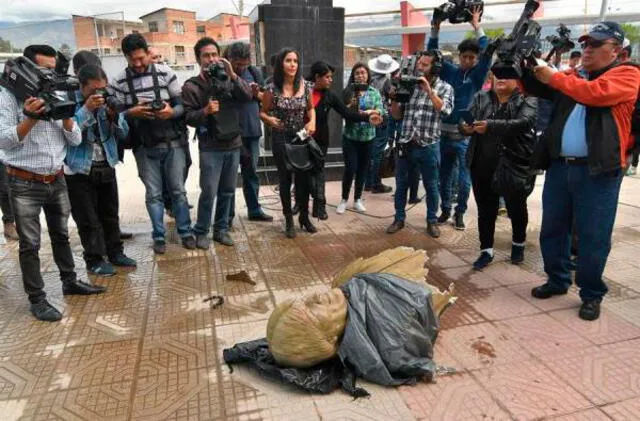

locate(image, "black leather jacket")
(466, 89), (538, 173)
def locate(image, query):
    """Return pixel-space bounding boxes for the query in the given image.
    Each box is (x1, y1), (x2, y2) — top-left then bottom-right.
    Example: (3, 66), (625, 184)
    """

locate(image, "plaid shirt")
(343, 86), (384, 142)
(0, 88), (82, 175)
(399, 78), (454, 146)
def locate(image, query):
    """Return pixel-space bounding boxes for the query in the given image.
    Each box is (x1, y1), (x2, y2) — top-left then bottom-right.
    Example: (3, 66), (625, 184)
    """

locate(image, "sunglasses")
(580, 39), (616, 49)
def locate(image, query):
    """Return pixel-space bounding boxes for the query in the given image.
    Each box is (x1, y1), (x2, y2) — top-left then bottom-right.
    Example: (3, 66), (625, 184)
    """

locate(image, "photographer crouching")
(182, 37), (252, 249)
(522, 22), (640, 321)
(0, 45), (106, 321)
(65, 64), (137, 276)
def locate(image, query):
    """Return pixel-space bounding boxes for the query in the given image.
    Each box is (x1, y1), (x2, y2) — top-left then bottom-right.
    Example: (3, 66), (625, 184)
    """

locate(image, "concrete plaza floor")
(1, 146), (640, 420)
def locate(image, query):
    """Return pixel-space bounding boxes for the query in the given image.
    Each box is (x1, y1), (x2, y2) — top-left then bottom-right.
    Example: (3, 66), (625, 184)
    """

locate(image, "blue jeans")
(394, 142), (440, 223)
(440, 136), (471, 215)
(142, 146), (192, 241)
(366, 125), (389, 188)
(195, 148), (240, 236)
(226, 136), (262, 223)
(540, 160), (623, 302)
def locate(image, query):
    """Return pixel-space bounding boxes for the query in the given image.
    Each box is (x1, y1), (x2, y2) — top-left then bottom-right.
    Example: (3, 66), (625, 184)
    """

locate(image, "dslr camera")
(207, 62), (229, 82)
(546, 24), (575, 54)
(0, 54), (79, 120)
(391, 56), (423, 103)
(206, 62), (232, 101)
(491, 0), (542, 79)
(433, 0), (484, 25)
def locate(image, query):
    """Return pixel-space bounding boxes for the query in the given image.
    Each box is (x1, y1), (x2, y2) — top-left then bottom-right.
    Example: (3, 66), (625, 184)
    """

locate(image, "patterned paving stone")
(602, 397), (640, 421)
(475, 359), (592, 420)
(466, 287), (542, 321)
(549, 308), (640, 345)
(550, 408), (613, 421)
(398, 372), (511, 421)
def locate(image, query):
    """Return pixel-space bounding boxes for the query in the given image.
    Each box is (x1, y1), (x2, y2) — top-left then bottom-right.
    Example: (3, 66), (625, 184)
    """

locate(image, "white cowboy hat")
(368, 54), (400, 75)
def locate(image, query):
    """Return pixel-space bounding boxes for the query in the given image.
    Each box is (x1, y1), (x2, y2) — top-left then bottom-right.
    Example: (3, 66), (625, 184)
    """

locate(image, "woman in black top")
(260, 48), (316, 238)
(462, 76), (537, 270)
(306, 61), (382, 219)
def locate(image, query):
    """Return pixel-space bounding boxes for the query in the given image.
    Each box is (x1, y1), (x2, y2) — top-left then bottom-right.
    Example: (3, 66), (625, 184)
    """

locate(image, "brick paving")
(1, 144), (640, 420)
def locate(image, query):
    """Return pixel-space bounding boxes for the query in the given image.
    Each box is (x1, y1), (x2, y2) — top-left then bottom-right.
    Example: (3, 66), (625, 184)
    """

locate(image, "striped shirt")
(0, 88), (82, 175)
(399, 78), (454, 147)
(111, 63), (182, 107)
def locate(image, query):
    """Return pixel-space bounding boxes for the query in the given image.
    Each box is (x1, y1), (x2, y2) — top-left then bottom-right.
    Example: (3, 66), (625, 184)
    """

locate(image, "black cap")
(578, 21), (625, 44)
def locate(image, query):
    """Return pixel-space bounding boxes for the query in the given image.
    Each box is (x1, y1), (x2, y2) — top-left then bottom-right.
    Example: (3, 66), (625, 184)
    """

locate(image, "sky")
(0, 0), (638, 23)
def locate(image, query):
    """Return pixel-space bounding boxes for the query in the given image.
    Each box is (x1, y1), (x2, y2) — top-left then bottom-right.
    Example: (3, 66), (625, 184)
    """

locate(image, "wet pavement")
(2, 147), (640, 421)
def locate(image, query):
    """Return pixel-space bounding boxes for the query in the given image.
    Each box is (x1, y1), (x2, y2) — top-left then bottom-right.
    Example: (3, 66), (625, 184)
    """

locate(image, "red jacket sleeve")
(548, 66), (640, 107)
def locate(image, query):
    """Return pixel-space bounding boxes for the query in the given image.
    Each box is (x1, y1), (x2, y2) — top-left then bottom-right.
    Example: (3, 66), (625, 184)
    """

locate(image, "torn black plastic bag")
(338, 273), (439, 386)
(222, 338), (370, 397)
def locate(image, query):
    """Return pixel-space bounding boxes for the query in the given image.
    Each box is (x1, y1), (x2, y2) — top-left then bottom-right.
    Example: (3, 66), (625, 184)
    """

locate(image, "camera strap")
(125, 68), (138, 106)
(150, 64), (163, 104)
(124, 64), (163, 106)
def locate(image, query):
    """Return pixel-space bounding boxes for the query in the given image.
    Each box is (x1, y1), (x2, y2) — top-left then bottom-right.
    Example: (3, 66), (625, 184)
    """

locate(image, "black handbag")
(284, 131), (325, 172)
(379, 145), (396, 179)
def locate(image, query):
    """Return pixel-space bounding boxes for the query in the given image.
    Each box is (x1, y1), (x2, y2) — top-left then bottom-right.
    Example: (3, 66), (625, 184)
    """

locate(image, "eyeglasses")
(580, 39), (616, 49)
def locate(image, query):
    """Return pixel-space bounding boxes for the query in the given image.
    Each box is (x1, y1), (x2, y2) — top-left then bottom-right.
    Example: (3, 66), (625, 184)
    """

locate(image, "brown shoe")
(4, 222), (18, 241)
(426, 223), (441, 238)
(386, 220), (405, 234)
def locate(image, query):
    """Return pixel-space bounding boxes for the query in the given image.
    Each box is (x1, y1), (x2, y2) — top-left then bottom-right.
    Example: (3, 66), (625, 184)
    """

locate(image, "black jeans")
(66, 163), (123, 266)
(0, 163), (14, 224)
(471, 165), (529, 250)
(272, 139), (312, 216)
(342, 136), (372, 201)
(9, 175), (77, 303)
(312, 141), (329, 206)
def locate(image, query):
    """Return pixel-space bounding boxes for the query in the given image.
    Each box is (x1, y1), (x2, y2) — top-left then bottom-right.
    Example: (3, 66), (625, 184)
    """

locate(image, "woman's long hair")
(347, 62), (371, 85)
(306, 60), (335, 83)
(273, 47), (303, 93)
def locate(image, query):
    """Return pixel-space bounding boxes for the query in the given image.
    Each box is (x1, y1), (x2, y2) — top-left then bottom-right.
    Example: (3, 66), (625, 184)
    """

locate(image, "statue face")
(303, 289), (347, 339)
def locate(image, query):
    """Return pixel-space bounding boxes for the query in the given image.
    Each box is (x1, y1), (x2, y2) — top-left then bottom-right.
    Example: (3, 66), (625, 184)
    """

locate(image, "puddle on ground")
(471, 337), (497, 359)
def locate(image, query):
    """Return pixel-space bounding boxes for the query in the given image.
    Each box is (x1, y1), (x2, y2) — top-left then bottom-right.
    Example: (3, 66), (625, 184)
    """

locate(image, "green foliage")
(465, 28), (505, 40)
(620, 23), (640, 44)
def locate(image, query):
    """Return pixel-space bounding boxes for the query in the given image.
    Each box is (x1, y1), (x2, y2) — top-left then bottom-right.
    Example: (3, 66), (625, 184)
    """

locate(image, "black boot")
(299, 211), (318, 233)
(292, 202), (300, 216)
(313, 200), (328, 220)
(285, 214), (296, 238)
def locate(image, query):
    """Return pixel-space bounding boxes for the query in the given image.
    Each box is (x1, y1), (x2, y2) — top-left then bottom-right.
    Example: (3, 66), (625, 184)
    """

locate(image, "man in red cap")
(521, 21), (640, 321)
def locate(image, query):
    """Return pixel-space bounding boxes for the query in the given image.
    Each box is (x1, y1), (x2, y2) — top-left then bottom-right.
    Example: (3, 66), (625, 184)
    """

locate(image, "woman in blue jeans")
(336, 63), (383, 214)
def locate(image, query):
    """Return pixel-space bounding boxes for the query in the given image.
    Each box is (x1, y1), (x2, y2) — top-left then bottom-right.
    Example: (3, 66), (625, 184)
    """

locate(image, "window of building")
(148, 21), (158, 33)
(173, 21), (185, 35)
(117, 28), (124, 38)
(103, 48), (111, 55)
(96, 23), (104, 37)
(175, 45), (185, 61)
(132, 30), (139, 34)
(197, 25), (206, 35)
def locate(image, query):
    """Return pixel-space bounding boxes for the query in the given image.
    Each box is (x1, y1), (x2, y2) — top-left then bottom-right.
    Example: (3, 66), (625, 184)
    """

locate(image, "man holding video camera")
(65, 64), (137, 276)
(522, 22), (640, 321)
(182, 37), (252, 249)
(112, 34), (194, 254)
(386, 50), (454, 238)
(0, 45), (106, 321)
(428, 3), (490, 231)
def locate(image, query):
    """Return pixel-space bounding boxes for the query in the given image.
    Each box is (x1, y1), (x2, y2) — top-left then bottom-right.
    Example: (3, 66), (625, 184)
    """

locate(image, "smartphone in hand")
(459, 109), (474, 125)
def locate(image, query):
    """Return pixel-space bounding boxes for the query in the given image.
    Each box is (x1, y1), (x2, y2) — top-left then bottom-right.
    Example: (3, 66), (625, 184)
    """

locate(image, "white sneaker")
(336, 200), (348, 214)
(353, 199), (366, 212)
(627, 166), (637, 176)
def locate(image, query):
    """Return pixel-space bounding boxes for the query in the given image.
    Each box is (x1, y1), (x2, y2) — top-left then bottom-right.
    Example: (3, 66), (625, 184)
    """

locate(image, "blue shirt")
(561, 104), (588, 157)
(239, 67), (262, 138)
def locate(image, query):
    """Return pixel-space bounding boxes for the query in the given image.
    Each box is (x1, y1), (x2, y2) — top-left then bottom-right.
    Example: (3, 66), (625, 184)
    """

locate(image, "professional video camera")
(0, 55), (79, 120)
(545, 24), (575, 57)
(491, 0), (542, 79)
(391, 56), (422, 103)
(433, 0), (484, 25)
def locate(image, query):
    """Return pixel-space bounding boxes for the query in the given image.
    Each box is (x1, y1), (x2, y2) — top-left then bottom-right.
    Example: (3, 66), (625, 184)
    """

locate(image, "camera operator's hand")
(431, 18), (442, 31)
(84, 94), (105, 113)
(419, 76), (432, 94)
(155, 101), (174, 120)
(204, 99), (220, 116)
(470, 5), (482, 30)
(128, 103), (155, 119)
(219, 58), (238, 81)
(23, 97), (46, 118)
(533, 65), (557, 85)
(106, 106), (118, 123)
(473, 120), (488, 134)
(460, 122), (475, 136)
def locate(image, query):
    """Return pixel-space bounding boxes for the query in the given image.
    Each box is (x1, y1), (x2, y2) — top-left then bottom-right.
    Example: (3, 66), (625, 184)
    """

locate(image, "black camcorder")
(149, 99), (166, 111)
(0, 54), (79, 120)
(206, 62), (233, 101)
(207, 62), (229, 82)
(491, 0), (542, 79)
(391, 56), (423, 103)
(433, 0), (484, 25)
(546, 24), (575, 55)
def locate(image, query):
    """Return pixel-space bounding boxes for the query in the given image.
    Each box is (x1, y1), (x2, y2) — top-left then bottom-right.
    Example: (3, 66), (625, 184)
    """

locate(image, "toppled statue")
(224, 247), (456, 396)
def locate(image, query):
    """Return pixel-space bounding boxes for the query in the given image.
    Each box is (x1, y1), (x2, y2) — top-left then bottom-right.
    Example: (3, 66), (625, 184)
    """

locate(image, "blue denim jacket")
(66, 91), (128, 174)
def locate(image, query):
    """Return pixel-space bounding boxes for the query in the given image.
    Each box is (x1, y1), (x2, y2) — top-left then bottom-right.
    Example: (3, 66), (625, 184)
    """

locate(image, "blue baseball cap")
(578, 21), (625, 44)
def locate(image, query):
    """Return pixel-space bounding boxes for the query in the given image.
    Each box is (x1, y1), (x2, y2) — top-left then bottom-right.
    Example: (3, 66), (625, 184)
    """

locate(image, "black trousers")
(272, 138), (312, 216)
(311, 142), (329, 206)
(471, 164), (529, 250)
(10, 175), (77, 303)
(66, 164), (123, 266)
(342, 136), (372, 201)
(0, 163), (14, 223)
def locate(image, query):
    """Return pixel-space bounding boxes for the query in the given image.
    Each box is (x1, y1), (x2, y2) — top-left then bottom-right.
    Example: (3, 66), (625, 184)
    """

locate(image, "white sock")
(512, 242), (525, 247)
(481, 248), (494, 257)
